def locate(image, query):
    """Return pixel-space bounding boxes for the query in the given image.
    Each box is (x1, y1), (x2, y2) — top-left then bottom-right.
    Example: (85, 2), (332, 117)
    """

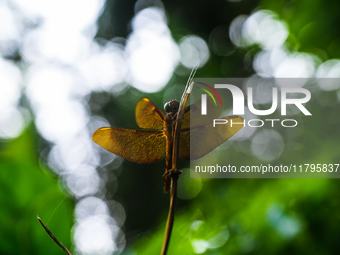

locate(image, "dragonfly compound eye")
(164, 100), (179, 113)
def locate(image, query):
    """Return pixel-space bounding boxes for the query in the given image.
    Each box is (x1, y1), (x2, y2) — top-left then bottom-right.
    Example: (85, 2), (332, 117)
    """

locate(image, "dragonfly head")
(164, 100), (179, 114)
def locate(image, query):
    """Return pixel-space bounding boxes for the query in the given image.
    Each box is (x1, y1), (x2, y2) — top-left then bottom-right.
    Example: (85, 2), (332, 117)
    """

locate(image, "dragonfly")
(92, 88), (244, 192)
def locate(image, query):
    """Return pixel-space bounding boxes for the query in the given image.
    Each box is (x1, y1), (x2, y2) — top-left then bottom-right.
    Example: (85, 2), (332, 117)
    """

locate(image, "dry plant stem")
(161, 82), (194, 255)
(172, 82), (193, 169)
(161, 175), (178, 255)
(37, 217), (73, 255)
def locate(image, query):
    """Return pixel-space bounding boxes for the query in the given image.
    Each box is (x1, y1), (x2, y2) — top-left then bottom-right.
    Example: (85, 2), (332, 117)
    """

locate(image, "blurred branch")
(37, 217), (72, 255)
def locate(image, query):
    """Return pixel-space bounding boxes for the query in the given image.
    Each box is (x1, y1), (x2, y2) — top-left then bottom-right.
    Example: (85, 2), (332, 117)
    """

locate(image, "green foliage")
(262, 0), (340, 58)
(0, 128), (73, 255)
(128, 177), (340, 255)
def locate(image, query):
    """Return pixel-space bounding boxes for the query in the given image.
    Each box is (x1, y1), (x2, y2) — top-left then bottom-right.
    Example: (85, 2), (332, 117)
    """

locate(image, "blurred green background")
(1, 0), (340, 254)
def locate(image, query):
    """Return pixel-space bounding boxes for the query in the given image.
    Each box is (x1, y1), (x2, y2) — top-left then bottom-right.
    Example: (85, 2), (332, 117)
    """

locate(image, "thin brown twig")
(161, 174), (178, 255)
(161, 81), (194, 255)
(37, 217), (73, 255)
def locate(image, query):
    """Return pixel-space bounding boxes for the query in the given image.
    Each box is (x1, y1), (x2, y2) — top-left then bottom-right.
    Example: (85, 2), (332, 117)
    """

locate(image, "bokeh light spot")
(179, 35), (210, 68)
(251, 129), (284, 162)
(177, 169), (202, 200)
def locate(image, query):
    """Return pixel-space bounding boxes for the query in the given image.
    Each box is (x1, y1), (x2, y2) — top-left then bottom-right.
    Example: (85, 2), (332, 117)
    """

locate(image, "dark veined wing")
(179, 116), (243, 160)
(182, 96), (223, 129)
(93, 127), (166, 164)
(135, 98), (165, 129)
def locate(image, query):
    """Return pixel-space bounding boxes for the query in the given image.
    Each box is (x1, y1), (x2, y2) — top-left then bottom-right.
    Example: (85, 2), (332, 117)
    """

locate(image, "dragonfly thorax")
(164, 100), (179, 114)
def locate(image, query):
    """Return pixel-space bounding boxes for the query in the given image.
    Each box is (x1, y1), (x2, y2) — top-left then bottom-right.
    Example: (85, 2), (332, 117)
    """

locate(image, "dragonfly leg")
(163, 168), (183, 177)
(163, 168), (182, 193)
